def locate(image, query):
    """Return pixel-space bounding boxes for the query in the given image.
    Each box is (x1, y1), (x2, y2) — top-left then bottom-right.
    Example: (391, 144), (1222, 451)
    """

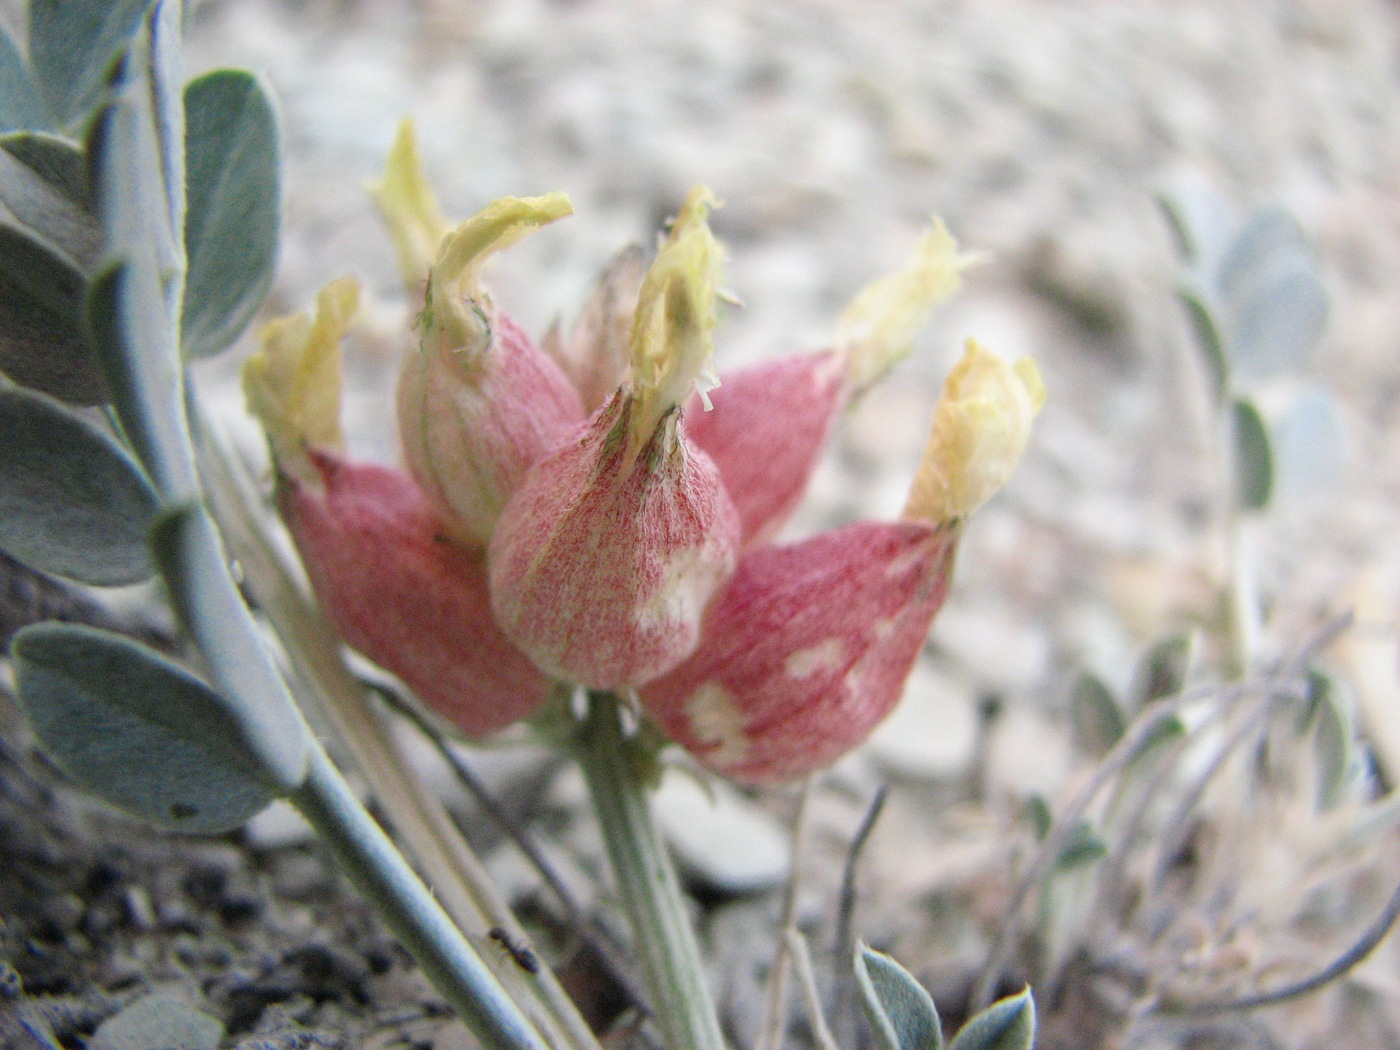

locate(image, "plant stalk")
(292, 743), (548, 1050)
(573, 692), (727, 1050)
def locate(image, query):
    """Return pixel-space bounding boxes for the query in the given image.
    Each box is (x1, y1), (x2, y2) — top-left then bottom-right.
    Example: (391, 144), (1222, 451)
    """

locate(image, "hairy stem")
(293, 744), (547, 1050)
(573, 692), (727, 1050)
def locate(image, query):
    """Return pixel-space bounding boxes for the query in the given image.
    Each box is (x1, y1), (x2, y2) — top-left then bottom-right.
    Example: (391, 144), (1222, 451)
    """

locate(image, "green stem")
(292, 744), (548, 1050)
(573, 692), (727, 1050)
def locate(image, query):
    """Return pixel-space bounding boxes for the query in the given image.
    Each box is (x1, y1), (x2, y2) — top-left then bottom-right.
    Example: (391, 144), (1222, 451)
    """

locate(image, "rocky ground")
(4, 0), (1400, 1047)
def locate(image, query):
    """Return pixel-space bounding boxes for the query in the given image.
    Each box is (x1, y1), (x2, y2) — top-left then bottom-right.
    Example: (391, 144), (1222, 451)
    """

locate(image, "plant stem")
(573, 692), (727, 1050)
(292, 743), (548, 1050)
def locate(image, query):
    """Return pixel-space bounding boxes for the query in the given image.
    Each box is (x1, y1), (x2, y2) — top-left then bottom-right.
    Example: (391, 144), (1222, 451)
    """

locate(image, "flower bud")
(243, 278), (551, 735)
(282, 452), (553, 736)
(397, 194), (586, 546)
(488, 392), (739, 689)
(640, 521), (958, 784)
(487, 188), (739, 688)
(243, 276), (360, 483)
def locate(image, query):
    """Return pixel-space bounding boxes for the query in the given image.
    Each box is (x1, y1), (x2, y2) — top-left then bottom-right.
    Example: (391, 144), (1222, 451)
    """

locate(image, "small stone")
(244, 802), (316, 850)
(653, 771), (790, 895)
(866, 660), (979, 780)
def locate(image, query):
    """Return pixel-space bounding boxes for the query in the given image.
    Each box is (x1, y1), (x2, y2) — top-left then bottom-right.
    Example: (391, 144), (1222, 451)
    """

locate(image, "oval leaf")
(1216, 205), (1307, 302)
(0, 132), (99, 266)
(0, 265), (105, 404)
(1053, 821), (1108, 873)
(1069, 672), (1125, 757)
(948, 988), (1035, 1050)
(0, 26), (50, 132)
(1307, 669), (1360, 811)
(1272, 384), (1347, 503)
(1231, 397), (1274, 512)
(1175, 287), (1228, 404)
(1224, 259), (1328, 380)
(854, 945), (944, 1050)
(181, 70), (280, 359)
(0, 387), (157, 584)
(27, 0), (151, 130)
(1156, 180), (1232, 270)
(12, 622), (279, 832)
(1127, 633), (1195, 710)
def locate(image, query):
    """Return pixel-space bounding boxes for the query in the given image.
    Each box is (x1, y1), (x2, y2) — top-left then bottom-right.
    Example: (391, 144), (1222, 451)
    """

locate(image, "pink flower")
(244, 131), (1042, 780)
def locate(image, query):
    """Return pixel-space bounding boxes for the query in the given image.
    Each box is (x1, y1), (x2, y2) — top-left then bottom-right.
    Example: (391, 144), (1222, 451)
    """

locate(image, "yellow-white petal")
(627, 186), (724, 448)
(838, 218), (982, 394)
(422, 192), (573, 358)
(903, 339), (1044, 524)
(242, 277), (361, 482)
(367, 120), (450, 293)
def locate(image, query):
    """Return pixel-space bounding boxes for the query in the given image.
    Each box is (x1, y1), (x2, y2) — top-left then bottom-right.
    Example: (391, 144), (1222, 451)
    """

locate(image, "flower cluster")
(243, 123), (1042, 784)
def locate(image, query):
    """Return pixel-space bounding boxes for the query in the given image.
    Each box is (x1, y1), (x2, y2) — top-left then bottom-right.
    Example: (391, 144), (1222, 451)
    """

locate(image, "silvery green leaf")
(27, 0), (151, 130)
(0, 26), (50, 132)
(181, 69), (279, 358)
(1272, 384), (1347, 503)
(12, 622), (279, 832)
(1127, 633), (1195, 709)
(1223, 256), (1328, 380)
(1215, 205), (1308, 302)
(1174, 286), (1228, 404)
(1024, 794), (1053, 840)
(1069, 671), (1124, 757)
(0, 230), (107, 406)
(1053, 821), (1107, 873)
(0, 132), (100, 268)
(0, 218), (86, 318)
(89, 993), (223, 1050)
(854, 945), (944, 1050)
(1231, 397), (1273, 512)
(1157, 179), (1232, 270)
(149, 503), (311, 791)
(0, 387), (157, 584)
(947, 988), (1035, 1050)
(1307, 669), (1360, 811)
